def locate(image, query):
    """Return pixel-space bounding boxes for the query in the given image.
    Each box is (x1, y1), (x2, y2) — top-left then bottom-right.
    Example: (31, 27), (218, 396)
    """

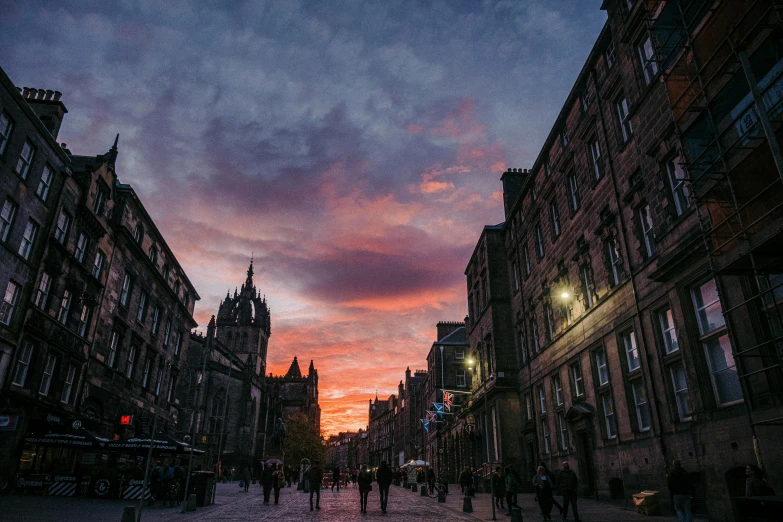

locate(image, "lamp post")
(181, 356), (206, 513)
(466, 357), (495, 521)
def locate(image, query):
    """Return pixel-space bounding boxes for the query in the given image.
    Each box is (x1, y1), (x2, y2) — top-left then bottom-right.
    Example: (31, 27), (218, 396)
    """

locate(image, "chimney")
(20, 85), (68, 140)
(500, 167), (529, 220)
(436, 321), (465, 341)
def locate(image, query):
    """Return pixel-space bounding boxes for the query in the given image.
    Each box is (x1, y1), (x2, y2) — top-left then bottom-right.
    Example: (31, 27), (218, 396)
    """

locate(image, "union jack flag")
(443, 392), (453, 412)
(426, 411), (436, 423)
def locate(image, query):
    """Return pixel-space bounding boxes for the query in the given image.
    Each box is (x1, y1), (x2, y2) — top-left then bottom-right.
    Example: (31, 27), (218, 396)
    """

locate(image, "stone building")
(393, 367), (427, 467)
(326, 430), (365, 470)
(268, 356), (321, 434)
(368, 394), (396, 467)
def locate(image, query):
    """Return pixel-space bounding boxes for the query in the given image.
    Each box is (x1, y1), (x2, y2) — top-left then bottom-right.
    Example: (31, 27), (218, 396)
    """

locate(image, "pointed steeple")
(245, 256), (254, 288)
(285, 356), (302, 378)
(106, 133), (119, 168)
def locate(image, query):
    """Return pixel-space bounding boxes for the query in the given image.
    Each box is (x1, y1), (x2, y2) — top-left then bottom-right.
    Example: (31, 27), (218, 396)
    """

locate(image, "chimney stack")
(19, 85), (68, 140)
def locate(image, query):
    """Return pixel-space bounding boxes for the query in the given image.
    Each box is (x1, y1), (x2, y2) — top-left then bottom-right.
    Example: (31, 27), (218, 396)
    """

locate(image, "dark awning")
(24, 428), (111, 449)
(107, 434), (204, 455)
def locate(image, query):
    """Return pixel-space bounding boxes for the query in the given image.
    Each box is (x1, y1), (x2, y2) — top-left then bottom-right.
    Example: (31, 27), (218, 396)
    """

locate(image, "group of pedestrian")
(239, 462), (285, 505)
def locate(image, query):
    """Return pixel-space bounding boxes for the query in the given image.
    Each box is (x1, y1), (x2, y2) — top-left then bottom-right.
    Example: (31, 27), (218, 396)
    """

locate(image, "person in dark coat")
(532, 465), (555, 520)
(308, 461), (323, 510)
(459, 467), (472, 495)
(262, 463), (274, 504)
(358, 465), (372, 513)
(243, 465), (252, 492)
(557, 462), (580, 521)
(491, 466), (505, 510)
(272, 464), (284, 504)
(539, 461), (563, 515)
(504, 466), (521, 515)
(745, 464), (774, 497)
(332, 466), (340, 491)
(668, 460), (692, 522)
(376, 461), (393, 514)
(426, 468), (436, 494)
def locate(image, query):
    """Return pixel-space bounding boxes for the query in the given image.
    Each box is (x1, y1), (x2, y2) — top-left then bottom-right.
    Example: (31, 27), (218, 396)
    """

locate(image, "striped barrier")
(121, 480), (151, 500)
(48, 480), (77, 496)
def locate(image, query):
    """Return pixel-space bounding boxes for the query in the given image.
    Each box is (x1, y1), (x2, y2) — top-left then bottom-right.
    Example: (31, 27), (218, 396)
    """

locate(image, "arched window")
(148, 245), (157, 265)
(211, 389), (226, 418)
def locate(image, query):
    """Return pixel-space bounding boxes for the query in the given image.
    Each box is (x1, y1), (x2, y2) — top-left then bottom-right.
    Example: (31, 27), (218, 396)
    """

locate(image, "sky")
(1, 0), (606, 436)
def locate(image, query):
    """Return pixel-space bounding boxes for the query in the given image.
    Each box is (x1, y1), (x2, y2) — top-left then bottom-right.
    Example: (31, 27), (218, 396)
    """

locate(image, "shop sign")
(93, 478), (112, 497)
(71, 420), (82, 430)
(119, 415), (133, 426)
(46, 413), (62, 424)
(0, 415), (19, 431)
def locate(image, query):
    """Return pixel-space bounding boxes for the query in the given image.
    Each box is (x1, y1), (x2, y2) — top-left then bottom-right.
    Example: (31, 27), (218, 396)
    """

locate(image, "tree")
(282, 412), (325, 466)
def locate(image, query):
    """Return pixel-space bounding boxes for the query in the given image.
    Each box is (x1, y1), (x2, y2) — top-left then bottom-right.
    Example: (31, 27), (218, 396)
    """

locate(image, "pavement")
(1, 481), (683, 521)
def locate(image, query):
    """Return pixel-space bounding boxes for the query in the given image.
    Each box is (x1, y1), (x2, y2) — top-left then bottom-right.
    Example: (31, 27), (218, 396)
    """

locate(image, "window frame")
(77, 304), (91, 337)
(36, 165), (53, 201)
(61, 364), (76, 404)
(550, 199), (561, 239)
(571, 362), (585, 397)
(558, 412), (569, 450)
(538, 385), (547, 414)
(605, 40), (616, 69)
(38, 353), (57, 396)
(92, 250), (105, 279)
(622, 330), (641, 372)
(107, 330), (120, 368)
(12, 341), (34, 387)
(638, 204), (656, 258)
(637, 32), (659, 86)
(58, 289), (72, 325)
(567, 171), (580, 212)
(595, 347), (610, 387)
(35, 272), (52, 310)
(631, 379), (653, 431)
(0, 110), (14, 155)
(15, 140), (36, 180)
(616, 95), (633, 143)
(18, 219), (39, 260)
(75, 232), (88, 263)
(541, 419), (551, 454)
(666, 156), (690, 216)
(553, 373), (564, 406)
(0, 280), (20, 325)
(607, 236), (624, 286)
(54, 210), (71, 245)
(601, 392), (618, 439)
(0, 199), (18, 242)
(136, 291), (148, 324)
(589, 137), (603, 181)
(119, 273), (132, 308)
(535, 224), (545, 259)
(658, 307), (680, 354)
(126, 345), (137, 379)
(669, 360), (693, 422)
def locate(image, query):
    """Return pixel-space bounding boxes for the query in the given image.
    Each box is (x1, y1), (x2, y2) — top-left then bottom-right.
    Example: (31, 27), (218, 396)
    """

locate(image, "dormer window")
(148, 246), (157, 265)
(93, 184), (108, 216)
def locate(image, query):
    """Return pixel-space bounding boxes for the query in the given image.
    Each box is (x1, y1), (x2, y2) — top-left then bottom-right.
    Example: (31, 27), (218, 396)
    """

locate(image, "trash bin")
(632, 490), (661, 515)
(189, 471), (216, 507)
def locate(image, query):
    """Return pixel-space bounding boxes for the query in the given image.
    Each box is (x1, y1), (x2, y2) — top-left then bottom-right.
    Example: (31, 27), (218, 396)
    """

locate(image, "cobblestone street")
(2, 482), (682, 521)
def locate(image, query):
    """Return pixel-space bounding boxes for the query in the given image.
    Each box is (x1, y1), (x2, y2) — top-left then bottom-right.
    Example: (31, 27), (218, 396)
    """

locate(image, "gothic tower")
(215, 259), (271, 376)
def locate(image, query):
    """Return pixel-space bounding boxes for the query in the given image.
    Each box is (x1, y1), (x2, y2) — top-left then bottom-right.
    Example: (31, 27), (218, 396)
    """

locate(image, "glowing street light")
(560, 291), (570, 300)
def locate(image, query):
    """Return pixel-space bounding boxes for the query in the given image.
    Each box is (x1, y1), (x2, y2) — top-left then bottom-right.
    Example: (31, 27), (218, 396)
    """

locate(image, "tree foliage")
(282, 412), (325, 467)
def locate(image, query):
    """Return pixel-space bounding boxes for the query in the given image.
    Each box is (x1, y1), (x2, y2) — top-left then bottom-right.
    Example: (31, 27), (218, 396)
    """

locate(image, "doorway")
(577, 432), (595, 496)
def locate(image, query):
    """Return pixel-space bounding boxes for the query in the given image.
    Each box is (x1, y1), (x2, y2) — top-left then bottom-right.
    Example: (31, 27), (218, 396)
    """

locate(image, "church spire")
(245, 255), (254, 288)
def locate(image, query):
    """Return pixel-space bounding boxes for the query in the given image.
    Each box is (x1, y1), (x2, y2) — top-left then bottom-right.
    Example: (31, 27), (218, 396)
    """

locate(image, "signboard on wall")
(0, 415), (20, 431)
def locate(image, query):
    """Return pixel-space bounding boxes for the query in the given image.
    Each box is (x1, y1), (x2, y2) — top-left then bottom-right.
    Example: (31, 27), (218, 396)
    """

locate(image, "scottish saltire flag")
(423, 420), (430, 432)
(433, 403), (444, 418)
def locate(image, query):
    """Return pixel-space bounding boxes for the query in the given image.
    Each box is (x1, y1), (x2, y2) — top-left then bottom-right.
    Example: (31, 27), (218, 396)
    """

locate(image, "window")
(580, 89), (591, 112)
(560, 126), (569, 148)
(164, 320), (172, 344)
(12, 342), (33, 386)
(670, 361), (692, 421)
(550, 200), (561, 238)
(691, 279), (742, 405)
(532, 183), (538, 202)
(541, 420), (551, 454)
(1, 199), (17, 242)
(638, 33), (659, 85)
(93, 185), (107, 215)
(571, 362), (585, 397)
(36, 165), (53, 201)
(522, 244), (531, 277)
(0, 281), (20, 325)
(142, 358), (151, 388)
(658, 307), (679, 354)
(512, 262), (520, 291)
(77, 304), (91, 337)
(136, 291), (148, 323)
(61, 365), (76, 404)
(75, 233), (87, 262)
(567, 171), (580, 212)
(545, 158), (552, 178)
(623, 330), (641, 371)
(558, 412), (568, 450)
(18, 220), (39, 260)
(606, 40), (616, 69)
(126, 346), (137, 379)
(119, 273), (132, 307)
(589, 138), (603, 180)
(538, 385), (547, 414)
(0, 111), (13, 154)
(54, 210), (70, 244)
(606, 236), (624, 285)
(544, 303), (555, 342)
(38, 354), (56, 396)
(133, 224), (143, 244)
(162, 265), (170, 281)
(107, 331), (119, 368)
(155, 366), (164, 396)
(530, 317), (540, 354)
(616, 95), (633, 143)
(535, 224), (544, 258)
(580, 264), (595, 308)
(666, 156), (690, 216)
(167, 374), (176, 402)
(15, 140), (36, 179)
(151, 306), (160, 335)
(601, 393), (617, 438)
(553, 374), (564, 406)
(519, 328), (528, 365)
(173, 330), (182, 356)
(632, 380), (652, 431)
(174, 280), (180, 296)
(92, 250), (105, 279)
(35, 272), (52, 310)
(526, 395), (533, 420)
(148, 246), (157, 265)
(58, 290), (72, 324)
(455, 368), (466, 387)
(638, 205), (656, 257)
(626, 0), (635, 9)
(455, 348), (465, 360)
(595, 348), (610, 386)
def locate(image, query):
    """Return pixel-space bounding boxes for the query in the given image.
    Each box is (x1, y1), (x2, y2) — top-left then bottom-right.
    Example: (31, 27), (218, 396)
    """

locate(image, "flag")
(426, 411), (436, 423)
(433, 403), (444, 418)
(423, 420), (430, 432)
(443, 392), (453, 412)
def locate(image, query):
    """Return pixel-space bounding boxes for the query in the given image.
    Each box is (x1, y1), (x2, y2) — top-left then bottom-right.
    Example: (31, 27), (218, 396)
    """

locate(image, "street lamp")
(465, 356), (496, 521)
(560, 291), (570, 300)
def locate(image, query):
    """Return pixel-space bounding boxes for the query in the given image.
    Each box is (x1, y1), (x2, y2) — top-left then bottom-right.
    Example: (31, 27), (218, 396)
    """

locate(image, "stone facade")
(267, 356), (321, 434)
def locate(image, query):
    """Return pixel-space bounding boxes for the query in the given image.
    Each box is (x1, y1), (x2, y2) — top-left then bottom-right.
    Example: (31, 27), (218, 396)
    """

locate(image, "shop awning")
(107, 434), (205, 455)
(24, 428), (111, 449)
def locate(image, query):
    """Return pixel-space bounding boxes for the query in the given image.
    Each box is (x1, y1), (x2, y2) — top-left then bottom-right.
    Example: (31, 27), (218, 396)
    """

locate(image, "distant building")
(268, 355), (321, 434)
(368, 394), (396, 467)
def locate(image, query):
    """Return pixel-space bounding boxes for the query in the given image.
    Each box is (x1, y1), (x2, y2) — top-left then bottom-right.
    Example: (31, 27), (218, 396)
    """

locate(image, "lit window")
(54, 210), (71, 244)
(18, 220), (39, 260)
(35, 272), (52, 310)
(61, 365), (76, 404)
(666, 156), (690, 216)
(38, 354), (57, 396)
(36, 165), (53, 201)
(0, 281), (20, 325)
(15, 140), (36, 179)
(623, 330), (641, 371)
(638, 33), (659, 85)
(0, 111), (13, 154)
(12, 341), (33, 386)
(632, 380), (652, 431)
(0, 199), (17, 242)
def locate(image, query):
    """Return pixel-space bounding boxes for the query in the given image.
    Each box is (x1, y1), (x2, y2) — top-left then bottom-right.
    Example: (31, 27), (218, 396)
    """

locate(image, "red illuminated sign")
(119, 415), (133, 426)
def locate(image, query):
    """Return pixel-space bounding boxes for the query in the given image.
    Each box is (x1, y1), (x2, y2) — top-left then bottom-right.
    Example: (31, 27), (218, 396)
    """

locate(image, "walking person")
(243, 465), (252, 492)
(272, 464), (284, 504)
(533, 465), (555, 520)
(262, 463), (273, 504)
(426, 467), (436, 494)
(504, 466), (521, 515)
(557, 462), (581, 521)
(376, 460), (393, 514)
(668, 460), (692, 522)
(491, 466), (505, 511)
(352, 467), (358, 486)
(358, 465), (372, 513)
(539, 462), (563, 515)
(459, 467), (472, 496)
(332, 466), (340, 491)
(308, 461), (323, 510)
(745, 464), (775, 496)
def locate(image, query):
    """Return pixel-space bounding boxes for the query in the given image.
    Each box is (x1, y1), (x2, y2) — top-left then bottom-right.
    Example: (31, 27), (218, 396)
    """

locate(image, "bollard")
(509, 506), (522, 522)
(185, 494), (197, 512)
(297, 481), (304, 490)
(462, 495), (473, 513)
(120, 506), (137, 522)
(437, 488), (446, 503)
(411, 483), (418, 492)
(420, 485), (428, 496)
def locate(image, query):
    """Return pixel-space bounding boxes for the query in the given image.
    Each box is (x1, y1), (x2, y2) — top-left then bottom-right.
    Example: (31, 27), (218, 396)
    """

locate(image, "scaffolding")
(647, 0), (783, 455)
